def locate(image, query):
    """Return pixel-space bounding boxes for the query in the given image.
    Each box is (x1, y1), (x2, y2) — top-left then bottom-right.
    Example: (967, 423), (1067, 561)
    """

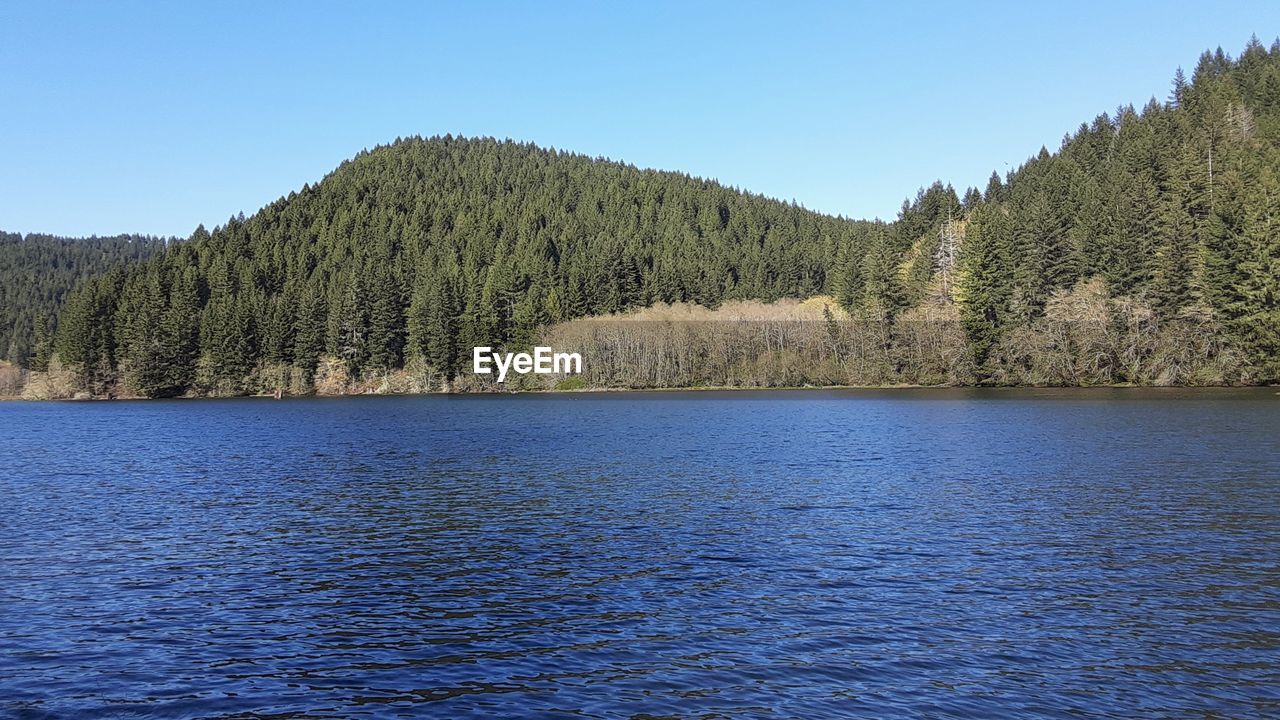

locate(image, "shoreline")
(4, 382), (1276, 402)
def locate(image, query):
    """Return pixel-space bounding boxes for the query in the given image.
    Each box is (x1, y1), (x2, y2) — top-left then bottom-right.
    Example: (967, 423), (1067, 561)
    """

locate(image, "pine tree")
(30, 315), (53, 372)
(408, 270), (459, 373)
(119, 268), (169, 397)
(856, 229), (903, 319)
(543, 286), (563, 324)
(330, 272), (369, 374)
(56, 270), (124, 394)
(366, 265), (406, 371)
(292, 283), (327, 373)
(1151, 141), (1205, 314)
(1230, 158), (1280, 380)
(957, 205), (1013, 368)
(1169, 67), (1189, 108)
(158, 266), (200, 395)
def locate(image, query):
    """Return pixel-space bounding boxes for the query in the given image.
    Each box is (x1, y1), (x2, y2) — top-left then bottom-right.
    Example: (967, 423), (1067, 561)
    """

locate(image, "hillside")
(34, 38), (1280, 397)
(48, 138), (885, 396)
(952, 38), (1280, 384)
(0, 232), (168, 367)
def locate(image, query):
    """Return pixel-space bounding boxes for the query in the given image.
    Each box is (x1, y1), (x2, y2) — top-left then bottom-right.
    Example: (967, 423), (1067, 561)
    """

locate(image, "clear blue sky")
(2, 1), (1277, 237)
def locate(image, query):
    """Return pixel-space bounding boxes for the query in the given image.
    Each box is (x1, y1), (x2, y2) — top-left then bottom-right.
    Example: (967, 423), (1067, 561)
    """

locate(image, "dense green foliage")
(51, 138), (879, 396)
(40, 39), (1280, 395)
(956, 38), (1280, 382)
(0, 232), (167, 368)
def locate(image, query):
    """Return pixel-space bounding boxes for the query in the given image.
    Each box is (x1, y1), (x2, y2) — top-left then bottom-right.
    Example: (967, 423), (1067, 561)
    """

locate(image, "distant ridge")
(0, 232), (168, 366)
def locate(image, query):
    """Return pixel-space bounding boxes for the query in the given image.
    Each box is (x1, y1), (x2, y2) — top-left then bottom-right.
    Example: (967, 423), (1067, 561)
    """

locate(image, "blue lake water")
(1, 389), (1278, 718)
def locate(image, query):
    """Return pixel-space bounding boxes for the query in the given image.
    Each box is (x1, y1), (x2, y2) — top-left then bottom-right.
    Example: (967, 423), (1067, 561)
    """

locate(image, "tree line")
(19, 38), (1280, 396)
(0, 232), (168, 368)
(44, 137), (878, 396)
(954, 37), (1280, 383)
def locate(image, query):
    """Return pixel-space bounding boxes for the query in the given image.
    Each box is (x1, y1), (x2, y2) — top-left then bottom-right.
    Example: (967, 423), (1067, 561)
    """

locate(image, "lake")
(1, 389), (1278, 718)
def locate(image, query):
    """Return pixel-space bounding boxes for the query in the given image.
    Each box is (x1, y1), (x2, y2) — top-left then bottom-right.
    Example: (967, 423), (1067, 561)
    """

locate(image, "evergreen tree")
(56, 269), (124, 394)
(119, 268), (170, 397)
(30, 315), (53, 372)
(330, 272), (370, 374)
(957, 204), (1013, 368)
(408, 270), (459, 373)
(856, 229), (904, 319)
(366, 264), (406, 371)
(158, 267), (200, 394)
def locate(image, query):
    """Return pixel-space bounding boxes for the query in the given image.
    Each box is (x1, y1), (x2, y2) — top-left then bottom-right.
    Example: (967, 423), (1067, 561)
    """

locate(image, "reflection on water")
(1, 389), (1278, 718)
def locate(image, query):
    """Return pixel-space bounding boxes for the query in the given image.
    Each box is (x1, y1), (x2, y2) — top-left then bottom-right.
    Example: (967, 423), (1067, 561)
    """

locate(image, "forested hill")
(0, 232), (167, 367)
(43, 38), (1280, 396)
(951, 37), (1280, 383)
(51, 138), (887, 396)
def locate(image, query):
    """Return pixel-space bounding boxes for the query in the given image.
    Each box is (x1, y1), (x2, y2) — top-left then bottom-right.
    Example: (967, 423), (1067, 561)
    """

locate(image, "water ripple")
(0, 389), (1278, 718)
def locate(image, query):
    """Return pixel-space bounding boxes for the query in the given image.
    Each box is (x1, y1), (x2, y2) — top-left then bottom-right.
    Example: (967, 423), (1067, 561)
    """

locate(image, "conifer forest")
(5, 40), (1279, 397)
